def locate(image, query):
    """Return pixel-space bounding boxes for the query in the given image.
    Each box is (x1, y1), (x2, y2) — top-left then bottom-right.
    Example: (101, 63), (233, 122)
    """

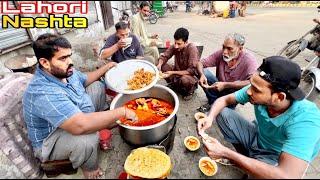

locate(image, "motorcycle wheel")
(149, 13), (158, 24)
(277, 39), (302, 59)
(299, 73), (318, 101)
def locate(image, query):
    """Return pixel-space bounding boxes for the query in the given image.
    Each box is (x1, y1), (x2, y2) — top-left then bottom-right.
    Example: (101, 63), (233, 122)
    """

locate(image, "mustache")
(67, 64), (74, 70)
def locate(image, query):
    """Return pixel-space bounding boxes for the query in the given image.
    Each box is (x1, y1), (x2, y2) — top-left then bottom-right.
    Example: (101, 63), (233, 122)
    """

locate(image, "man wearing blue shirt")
(197, 56), (320, 178)
(23, 33), (137, 179)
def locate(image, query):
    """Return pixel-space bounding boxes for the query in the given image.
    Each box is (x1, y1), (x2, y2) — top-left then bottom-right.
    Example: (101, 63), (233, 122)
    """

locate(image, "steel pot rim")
(110, 84), (179, 130)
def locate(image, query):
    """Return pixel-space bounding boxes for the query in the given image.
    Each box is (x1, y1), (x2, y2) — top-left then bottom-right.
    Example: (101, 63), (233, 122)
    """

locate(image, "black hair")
(140, 1), (150, 9)
(32, 33), (71, 68)
(115, 21), (129, 31)
(174, 27), (189, 42)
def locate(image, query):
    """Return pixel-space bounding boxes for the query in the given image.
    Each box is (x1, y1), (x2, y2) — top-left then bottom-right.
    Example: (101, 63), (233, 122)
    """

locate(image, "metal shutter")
(0, 1), (31, 54)
(53, 1), (99, 34)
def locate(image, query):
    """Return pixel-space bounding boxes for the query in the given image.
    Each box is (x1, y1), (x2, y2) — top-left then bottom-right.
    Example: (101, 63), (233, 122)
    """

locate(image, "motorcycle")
(112, 7), (131, 24)
(277, 7), (320, 101)
(112, 6), (158, 25)
(277, 6), (320, 59)
(147, 10), (158, 24)
(298, 54), (320, 101)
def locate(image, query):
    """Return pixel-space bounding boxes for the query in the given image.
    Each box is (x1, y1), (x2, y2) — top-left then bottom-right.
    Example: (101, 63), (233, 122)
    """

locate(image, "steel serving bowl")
(109, 84), (179, 146)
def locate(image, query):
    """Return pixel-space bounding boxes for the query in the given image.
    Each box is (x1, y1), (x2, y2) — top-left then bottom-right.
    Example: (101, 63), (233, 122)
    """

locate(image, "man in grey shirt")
(100, 21), (146, 63)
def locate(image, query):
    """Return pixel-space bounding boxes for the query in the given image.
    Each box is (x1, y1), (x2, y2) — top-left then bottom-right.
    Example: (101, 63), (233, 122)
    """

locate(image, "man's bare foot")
(82, 167), (104, 179)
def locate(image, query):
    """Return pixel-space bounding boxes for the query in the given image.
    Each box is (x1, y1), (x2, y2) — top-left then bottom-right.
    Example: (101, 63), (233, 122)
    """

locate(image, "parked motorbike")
(112, 6), (158, 25)
(148, 10), (159, 24)
(112, 7), (131, 24)
(277, 7), (320, 101)
(277, 6), (320, 59)
(298, 54), (320, 101)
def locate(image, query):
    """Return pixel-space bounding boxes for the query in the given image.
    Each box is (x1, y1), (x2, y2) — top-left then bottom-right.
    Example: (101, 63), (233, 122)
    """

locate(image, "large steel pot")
(110, 84), (179, 146)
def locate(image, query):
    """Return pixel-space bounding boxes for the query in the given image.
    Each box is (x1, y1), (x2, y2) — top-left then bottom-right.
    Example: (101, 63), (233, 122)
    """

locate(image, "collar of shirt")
(258, 100), (299, 127)
(139, 12), (146, 22)
(36, 66), (70, 88)
(175, 43), (190, 53)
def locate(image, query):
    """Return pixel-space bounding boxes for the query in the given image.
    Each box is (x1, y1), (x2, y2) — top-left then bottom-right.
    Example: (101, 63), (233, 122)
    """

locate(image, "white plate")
(105, 59), (159, 94)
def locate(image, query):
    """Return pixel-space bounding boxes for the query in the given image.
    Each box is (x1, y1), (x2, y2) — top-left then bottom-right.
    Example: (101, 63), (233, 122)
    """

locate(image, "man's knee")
(180, 75), (191, 85)
(86, 81), (107, 111)
(149, 46), (158, 52)
(203, 68), (217, 84)
(143, 55), (155, 64)
(86, 81), (105, 98)
(203, 68), (211, 76)
(216, 108), (233, 127)
(74, 133), (99, 152)
(68, 133), (99, 169)
(180, 75), (197, 88)
(146, 46), (160, 59)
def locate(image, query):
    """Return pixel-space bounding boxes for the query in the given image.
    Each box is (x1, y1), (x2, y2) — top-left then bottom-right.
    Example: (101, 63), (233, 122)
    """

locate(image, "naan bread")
(124, 147), (171, 178)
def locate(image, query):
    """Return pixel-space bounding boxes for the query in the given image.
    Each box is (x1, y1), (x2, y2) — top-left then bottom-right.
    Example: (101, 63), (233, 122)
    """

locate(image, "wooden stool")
(41, 159), (78, 178)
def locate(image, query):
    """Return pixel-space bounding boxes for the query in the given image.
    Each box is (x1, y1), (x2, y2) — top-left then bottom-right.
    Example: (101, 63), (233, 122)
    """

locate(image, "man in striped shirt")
(23, 33), (137, 179)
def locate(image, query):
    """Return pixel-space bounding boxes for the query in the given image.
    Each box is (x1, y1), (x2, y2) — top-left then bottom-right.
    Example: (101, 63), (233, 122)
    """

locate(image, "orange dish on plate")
(127, 68), (155, 90)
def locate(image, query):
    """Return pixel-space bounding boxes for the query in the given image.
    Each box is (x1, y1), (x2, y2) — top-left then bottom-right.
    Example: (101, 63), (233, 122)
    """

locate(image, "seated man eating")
(23, 33), (137, 179)
(198, 56), (320, 178)
(130, 1), (161, 64)
(156, 27), (199, 101)
(197, 33), (258, 111)
(100, 21), (146, 63)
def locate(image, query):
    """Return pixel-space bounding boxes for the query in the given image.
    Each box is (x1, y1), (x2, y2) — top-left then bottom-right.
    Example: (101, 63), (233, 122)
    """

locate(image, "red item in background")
(106, 88), (118, 97)
(118, 171), (128, 179)
(99, 129), (112, 150)
(165, 40), (170, 48)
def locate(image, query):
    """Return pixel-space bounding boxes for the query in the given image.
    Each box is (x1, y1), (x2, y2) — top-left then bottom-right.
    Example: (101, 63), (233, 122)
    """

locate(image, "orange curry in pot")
(120, 97), (174, 126)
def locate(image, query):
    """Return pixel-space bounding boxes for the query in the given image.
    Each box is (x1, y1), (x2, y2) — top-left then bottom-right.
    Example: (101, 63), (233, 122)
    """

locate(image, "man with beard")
(130, 1), (161, 64)
(156, 27), (199, 101)
(196, 33), (258, 112)
(22, 33), (137, 179)
(197, 56), (320, 178)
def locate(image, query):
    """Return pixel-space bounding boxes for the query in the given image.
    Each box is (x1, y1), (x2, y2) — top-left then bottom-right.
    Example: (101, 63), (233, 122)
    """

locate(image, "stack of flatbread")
(124, 147), (172, 179)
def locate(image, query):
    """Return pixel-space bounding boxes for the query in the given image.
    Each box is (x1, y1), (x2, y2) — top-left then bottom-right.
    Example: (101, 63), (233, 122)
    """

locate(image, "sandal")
(197, 103), (211, 113)
(183, 94), (194, 101)
(214, 158), (235, 166)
